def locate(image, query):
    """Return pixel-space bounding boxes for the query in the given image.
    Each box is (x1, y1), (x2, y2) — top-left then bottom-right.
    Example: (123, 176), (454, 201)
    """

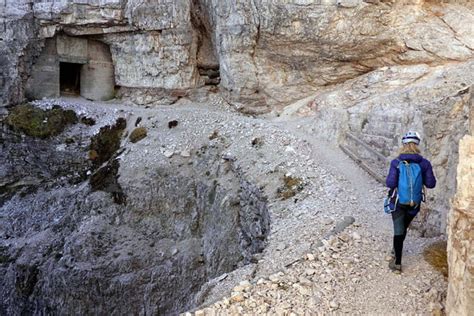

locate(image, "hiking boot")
(385, 248), (395, 262)
(389, 258), (402, 273)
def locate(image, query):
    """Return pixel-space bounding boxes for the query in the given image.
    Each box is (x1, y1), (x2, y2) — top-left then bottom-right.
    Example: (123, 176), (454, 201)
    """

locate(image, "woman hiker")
(385, 131), (437, 273)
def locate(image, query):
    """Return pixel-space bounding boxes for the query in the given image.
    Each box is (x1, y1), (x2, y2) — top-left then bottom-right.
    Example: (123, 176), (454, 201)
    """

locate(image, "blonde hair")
(399, 142), (421, 155)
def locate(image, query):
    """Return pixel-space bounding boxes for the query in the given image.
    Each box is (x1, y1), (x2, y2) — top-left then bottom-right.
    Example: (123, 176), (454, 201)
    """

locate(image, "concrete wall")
(81, 40), (115, 101)
(57, 35), (88, 64)
(26, 35), (115, 101)
(25, 38), (59, 100)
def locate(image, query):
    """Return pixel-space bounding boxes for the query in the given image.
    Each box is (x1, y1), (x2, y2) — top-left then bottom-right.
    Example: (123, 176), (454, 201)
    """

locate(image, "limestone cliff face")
(0, 3), (41, 109)
(1, 0), (200, 106)
(208, 0), (474, 111)
(447, 134), (474, 316)
(1, 0), (473, 109)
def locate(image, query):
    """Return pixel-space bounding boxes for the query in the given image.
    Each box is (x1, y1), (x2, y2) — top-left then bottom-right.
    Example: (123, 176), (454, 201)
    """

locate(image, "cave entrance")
(26, 35), (116, 101)
(60, 62), (82, 95)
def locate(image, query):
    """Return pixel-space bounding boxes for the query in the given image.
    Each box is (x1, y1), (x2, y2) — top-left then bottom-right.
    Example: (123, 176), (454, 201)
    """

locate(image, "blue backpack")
(397, 160), (423, 206)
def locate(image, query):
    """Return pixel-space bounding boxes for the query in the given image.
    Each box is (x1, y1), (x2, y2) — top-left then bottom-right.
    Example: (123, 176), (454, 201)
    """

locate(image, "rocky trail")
(190, 115), (448, 315)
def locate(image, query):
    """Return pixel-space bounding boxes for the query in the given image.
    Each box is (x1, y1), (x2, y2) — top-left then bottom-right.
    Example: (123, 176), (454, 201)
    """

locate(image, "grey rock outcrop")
(0, 111), (269, 315)
(0, 3), (42, 109)
(1, 0), (473, 314)
(210, 0), (474, 111)
(1, 1), (473, 110)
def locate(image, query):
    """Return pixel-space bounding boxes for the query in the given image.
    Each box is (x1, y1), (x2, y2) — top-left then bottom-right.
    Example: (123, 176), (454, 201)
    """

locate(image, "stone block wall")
(57, 35), (88, 63)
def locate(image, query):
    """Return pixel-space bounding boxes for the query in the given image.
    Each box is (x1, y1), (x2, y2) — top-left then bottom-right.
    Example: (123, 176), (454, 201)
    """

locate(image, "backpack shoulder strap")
(396, 159), (408, 168)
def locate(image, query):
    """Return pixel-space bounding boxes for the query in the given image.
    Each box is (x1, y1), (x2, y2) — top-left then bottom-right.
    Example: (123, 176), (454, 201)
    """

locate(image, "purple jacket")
(386, 154), (436, 189)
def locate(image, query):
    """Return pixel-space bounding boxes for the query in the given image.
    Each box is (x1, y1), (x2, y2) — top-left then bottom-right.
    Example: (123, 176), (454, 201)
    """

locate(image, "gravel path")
(191, 115), (447, 315)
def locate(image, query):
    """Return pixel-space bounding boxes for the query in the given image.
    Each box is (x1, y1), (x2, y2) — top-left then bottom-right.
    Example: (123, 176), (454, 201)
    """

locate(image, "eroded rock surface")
(0, 96), (459, 315)
(447, 134), (474, 316)
(0, 102), (270, 315)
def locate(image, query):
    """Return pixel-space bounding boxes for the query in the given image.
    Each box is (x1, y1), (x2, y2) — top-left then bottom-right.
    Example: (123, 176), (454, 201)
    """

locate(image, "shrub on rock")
(6, 104), (78, 138)
(129, 127), (147, 143)
(89, 118), (126, 167)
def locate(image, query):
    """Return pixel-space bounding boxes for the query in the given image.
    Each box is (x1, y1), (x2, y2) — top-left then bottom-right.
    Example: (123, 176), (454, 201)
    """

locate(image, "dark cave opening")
(60, 62), (82, 95)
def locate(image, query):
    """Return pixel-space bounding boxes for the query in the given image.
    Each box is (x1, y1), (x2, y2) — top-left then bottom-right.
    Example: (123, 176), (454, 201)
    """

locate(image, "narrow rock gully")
(194, 115), (447, 315)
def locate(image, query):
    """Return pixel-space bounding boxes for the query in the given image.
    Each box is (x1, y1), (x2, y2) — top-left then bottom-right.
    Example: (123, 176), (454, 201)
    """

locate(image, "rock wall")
(1, 0), (473, 109)
(197, 0), (474, 112)
(1, 0), (201, 106)
(446, 134), (474, 315)
(0, 2), (43, 110)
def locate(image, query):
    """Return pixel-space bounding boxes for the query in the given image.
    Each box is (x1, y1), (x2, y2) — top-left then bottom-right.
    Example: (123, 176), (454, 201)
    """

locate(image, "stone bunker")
(26, 35), (115, 101)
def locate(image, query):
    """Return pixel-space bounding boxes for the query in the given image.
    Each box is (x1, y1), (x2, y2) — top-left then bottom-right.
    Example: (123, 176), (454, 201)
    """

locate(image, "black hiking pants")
(391, 204), (418, 265)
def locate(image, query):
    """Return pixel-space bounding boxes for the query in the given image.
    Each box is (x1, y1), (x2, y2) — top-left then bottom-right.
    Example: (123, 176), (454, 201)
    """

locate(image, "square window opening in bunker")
(60, 62), (82, 95)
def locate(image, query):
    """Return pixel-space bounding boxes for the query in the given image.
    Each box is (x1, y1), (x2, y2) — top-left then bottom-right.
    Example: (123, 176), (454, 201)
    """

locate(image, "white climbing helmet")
(402, 131), (421, 145)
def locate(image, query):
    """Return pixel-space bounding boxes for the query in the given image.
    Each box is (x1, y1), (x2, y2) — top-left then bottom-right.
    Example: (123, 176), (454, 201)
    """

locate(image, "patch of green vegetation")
(423, 240), (448, 278)
(277, 175), (304, 200)
(6, 104), (78, 138)
(0, 254), (11, 264)
(89, 118), (126, 168)
(129, 127), (147, 143)
(88, 118), (127, 204)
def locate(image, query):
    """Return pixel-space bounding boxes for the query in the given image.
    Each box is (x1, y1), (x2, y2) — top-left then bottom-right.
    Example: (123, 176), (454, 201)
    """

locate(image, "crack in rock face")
(0, 127), (270, 315)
